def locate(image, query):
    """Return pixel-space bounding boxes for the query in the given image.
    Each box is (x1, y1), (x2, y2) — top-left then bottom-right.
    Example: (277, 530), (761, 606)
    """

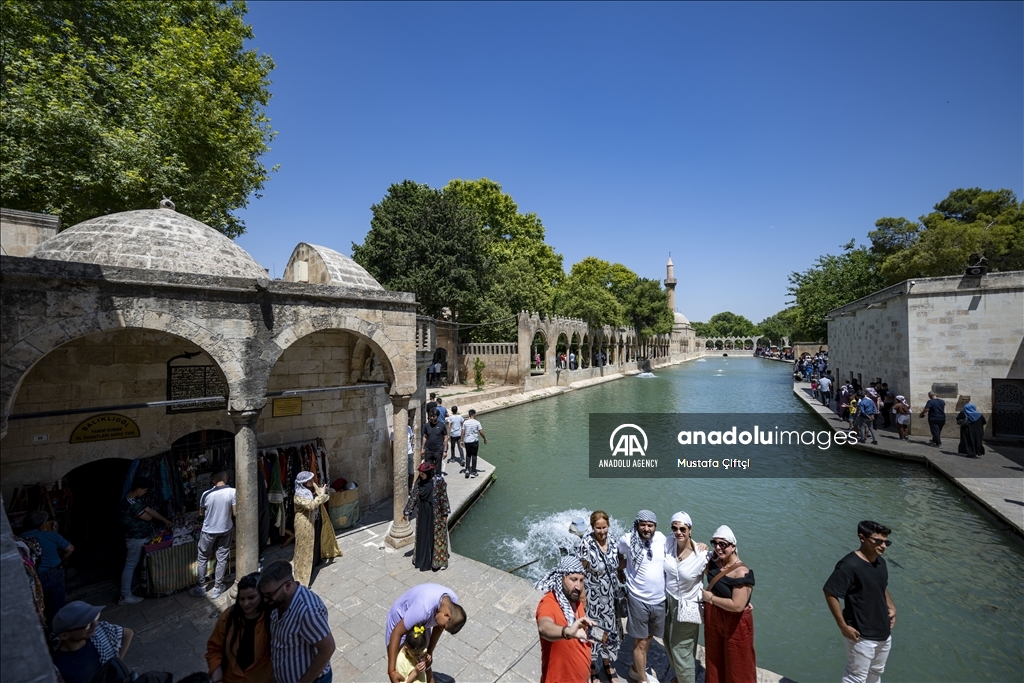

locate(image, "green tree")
(551, 257), (627, 328)
(878, 188), (1024, 283)
(867, 217), (920, 257)
(1, 0), (276, 237)
(443, 178), (563, 341)
(351, 181), (486, 319)
(692, 311), (758, 338)
(621, 277), (673, 337)
(787, 240), (879, 342)
(757, 308), (796, 343)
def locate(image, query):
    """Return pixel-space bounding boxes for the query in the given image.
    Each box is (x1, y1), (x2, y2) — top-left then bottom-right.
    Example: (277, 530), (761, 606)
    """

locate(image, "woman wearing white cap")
(700, 525), (755, 683)
(662, 512), (710, 683)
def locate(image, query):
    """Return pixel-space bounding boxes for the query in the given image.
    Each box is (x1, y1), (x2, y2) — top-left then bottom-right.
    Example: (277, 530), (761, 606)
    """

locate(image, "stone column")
(230, 408), (262, 576)
(385, 395), (414, 548)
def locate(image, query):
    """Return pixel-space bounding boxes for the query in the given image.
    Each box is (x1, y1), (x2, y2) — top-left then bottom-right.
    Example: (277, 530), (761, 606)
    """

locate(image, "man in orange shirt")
(535, 556), (594, 683)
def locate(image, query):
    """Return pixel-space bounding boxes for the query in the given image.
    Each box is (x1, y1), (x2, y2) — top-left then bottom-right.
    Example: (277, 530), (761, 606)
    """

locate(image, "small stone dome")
(29, 208), (267, 279)
(282, 243), (384, 290)
(674, 311), (690, 326)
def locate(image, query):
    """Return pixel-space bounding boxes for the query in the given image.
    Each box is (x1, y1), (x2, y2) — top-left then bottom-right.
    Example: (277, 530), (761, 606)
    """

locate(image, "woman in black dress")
(402, 461), (450, 571)
(957, 403), (987, 458)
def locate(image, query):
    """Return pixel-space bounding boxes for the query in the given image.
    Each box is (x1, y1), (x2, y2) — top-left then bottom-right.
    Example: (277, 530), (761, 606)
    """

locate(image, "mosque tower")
(664, 254), (677, 311)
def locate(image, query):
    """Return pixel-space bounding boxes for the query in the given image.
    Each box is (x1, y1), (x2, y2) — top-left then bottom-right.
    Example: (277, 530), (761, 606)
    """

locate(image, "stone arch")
(2, 310), (240, 428)
(715, 340), (724, 350)
(269, 313), (412, 395)
(530, 330), (547, 373)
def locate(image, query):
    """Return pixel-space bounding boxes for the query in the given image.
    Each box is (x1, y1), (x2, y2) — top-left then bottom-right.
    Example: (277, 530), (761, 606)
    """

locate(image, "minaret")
(664, 254), (677, 311)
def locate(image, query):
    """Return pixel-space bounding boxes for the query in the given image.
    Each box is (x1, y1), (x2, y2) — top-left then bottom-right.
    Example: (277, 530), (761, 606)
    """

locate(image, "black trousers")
(929, 420), (945, 445)
(465, 441), (480, 473)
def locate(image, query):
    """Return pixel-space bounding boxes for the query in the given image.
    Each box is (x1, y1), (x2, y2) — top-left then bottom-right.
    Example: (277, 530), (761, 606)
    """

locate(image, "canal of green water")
(450, 356), (1024, 682)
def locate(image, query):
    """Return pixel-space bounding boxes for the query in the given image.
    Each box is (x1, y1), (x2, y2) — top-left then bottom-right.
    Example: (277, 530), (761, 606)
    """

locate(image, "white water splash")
(636, 372), (657, 378)
(494, 508), (628, 581)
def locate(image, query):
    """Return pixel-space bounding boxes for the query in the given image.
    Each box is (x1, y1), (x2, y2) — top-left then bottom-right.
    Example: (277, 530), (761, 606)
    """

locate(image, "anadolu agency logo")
(602, 423), (659, 468)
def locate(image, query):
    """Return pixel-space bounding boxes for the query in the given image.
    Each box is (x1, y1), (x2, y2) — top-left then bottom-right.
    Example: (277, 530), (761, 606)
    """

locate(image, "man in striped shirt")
(258, 561), (336, 683)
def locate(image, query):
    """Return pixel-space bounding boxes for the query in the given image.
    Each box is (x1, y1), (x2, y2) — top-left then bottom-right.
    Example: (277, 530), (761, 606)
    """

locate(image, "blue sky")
(235, 1), (1022, 324)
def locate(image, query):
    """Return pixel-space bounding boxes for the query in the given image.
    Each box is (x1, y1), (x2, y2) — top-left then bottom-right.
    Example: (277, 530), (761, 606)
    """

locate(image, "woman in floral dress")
(576, 510), (622, 683)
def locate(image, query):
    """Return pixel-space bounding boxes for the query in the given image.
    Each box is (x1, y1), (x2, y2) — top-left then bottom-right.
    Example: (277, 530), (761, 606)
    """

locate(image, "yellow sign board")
(272, 397), (303, 417)
(70, 414), (140, 444)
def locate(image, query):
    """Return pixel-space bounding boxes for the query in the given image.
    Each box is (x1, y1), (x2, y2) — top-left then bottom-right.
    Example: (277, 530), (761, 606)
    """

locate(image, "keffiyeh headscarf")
(294, 471), (315, 499)
(628, 510), (658, 567)
(534, 555), (586, 627)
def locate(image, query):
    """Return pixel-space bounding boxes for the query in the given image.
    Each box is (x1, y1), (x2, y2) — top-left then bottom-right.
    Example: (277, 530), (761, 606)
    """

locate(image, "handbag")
(672, 544), (705, 624)
(596, 540), (629, 620)
(896, 413), (910, 426)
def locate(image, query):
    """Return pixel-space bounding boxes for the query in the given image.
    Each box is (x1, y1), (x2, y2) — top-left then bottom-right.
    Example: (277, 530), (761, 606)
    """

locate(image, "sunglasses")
(711, 540), (733, 548)
(671, 525), (690, 533)
(259, 581), (289, 601)
(868, 538), (893, 547)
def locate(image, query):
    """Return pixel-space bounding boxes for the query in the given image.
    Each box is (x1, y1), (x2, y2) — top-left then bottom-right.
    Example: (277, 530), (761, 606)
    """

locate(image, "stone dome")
(674, 311), (690, 326)
(28, 208), (267, 280)
(282, 243), (384, 290)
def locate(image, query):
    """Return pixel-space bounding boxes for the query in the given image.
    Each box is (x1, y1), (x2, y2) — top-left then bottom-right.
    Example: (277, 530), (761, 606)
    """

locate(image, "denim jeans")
(121, 537), (147, 598)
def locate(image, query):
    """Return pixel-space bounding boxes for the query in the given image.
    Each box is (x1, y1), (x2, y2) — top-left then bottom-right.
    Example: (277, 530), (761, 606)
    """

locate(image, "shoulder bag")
(673, 544), (706, 624)
(597, 541), (629, 620)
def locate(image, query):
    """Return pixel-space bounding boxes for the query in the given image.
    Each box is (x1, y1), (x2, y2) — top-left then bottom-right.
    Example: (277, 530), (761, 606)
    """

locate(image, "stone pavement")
(794, 382), (1024, 537)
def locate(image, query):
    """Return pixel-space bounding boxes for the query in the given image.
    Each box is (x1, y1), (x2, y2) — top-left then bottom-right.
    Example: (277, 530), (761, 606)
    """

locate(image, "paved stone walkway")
(794, 382), (1024, 537)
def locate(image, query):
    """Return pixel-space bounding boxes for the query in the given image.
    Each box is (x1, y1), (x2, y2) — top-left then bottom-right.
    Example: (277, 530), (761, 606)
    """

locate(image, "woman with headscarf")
(575, 511), (621, 683)
(892, 395), (911, 440)
(956, 403), (987, 458)
(701, 525), (755, 683)
(663, 512), (710, 683)
(402, 462), (451, 571)
(292, 471), (341, 587)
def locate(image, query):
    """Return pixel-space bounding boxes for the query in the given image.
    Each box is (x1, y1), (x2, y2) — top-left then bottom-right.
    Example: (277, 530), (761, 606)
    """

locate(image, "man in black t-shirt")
(420, 409), (448, 473)
(823, 520), (897, 683)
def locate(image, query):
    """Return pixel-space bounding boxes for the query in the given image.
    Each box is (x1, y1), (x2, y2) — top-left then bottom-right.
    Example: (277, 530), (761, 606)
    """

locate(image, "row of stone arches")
(698, 336), (791, 351)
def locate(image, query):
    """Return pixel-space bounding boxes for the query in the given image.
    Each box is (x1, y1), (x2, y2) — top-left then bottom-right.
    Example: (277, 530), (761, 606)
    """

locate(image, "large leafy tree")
(787, 240), (879, 342)
(1, 0), (275, 237)
(621, 277), (673, 337)
(443, 178), (563, 341)
(351, 181), (486, 319)
(691, 311), (759, 338)
(756, 308), (796, 344)
(875, 188), (1023, 283)
(551, 257), (625, 328)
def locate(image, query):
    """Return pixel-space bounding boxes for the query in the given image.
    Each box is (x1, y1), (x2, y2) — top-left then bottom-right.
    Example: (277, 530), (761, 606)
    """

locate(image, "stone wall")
(0, 208), (58, 257)
(258, 330), (393, 506)
(456, 343), (521, 385)
(828, 272), (1024, 438)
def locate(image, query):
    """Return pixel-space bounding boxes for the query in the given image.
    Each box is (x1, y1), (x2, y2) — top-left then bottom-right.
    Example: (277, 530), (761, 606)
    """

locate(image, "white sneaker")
(210, 585), (225, 599)
(118, 594), (143, 606)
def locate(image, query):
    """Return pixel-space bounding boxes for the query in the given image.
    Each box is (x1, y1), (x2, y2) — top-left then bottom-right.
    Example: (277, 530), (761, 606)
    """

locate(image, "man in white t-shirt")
(617, 510), (667, 683)
(446, 406), (465, 469)
(190, 471), (235, 599)
(818, 374), (833, 408)
(460, 409), (488, 478)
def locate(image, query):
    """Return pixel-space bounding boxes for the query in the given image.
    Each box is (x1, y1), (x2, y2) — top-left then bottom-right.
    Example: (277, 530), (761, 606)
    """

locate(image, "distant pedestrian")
(701, 525), (756, 683)
(879, 384), (894, 429)
(919, 392), (946, 447)
(956, 403), (987, 458)
(892, 396), (911, 441)
(420, 409), (449, 472)
(617, 510), (667, 683)
(258, 561), (335, 683)
(461, 409), (487, 478)
(446, 406), (465, 467)
(119, 476), (172, 606)
(535, 556), (593, 683)
(575, 511), (622, 682)
(818, 374), (833, 408)
(823, 521), (896, 683)
(19, 510), (73, 625)
(190, 471), (235, 599)
(385, 584), (466, 683)
(856, 393), (878, 445)
(434, 397), (448, 426)
(569, 351), (576, 370)
(402, 462), (450, 572)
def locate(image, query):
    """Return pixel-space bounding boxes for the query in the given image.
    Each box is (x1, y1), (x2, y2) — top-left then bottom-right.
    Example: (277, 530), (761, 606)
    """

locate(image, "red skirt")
(704, 603), (756, 683)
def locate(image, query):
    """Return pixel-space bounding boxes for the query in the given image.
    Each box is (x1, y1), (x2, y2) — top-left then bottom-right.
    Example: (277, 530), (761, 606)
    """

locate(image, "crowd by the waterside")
(797, 352), (986, 456)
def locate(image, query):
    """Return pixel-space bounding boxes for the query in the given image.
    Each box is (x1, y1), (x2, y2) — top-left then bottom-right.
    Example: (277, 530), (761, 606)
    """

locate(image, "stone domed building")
(1, 203), (430, 588)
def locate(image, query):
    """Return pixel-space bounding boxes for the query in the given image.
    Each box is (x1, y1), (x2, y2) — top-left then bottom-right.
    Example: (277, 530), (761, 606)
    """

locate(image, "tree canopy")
(786, 187), (1023, 342)
(691, 311), (758, 338)
(351, 180), (486, 320)
(1, 0), (275, 237)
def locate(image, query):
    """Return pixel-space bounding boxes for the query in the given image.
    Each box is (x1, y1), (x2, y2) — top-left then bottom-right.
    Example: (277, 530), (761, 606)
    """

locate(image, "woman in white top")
(663, 512), (710, 683)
